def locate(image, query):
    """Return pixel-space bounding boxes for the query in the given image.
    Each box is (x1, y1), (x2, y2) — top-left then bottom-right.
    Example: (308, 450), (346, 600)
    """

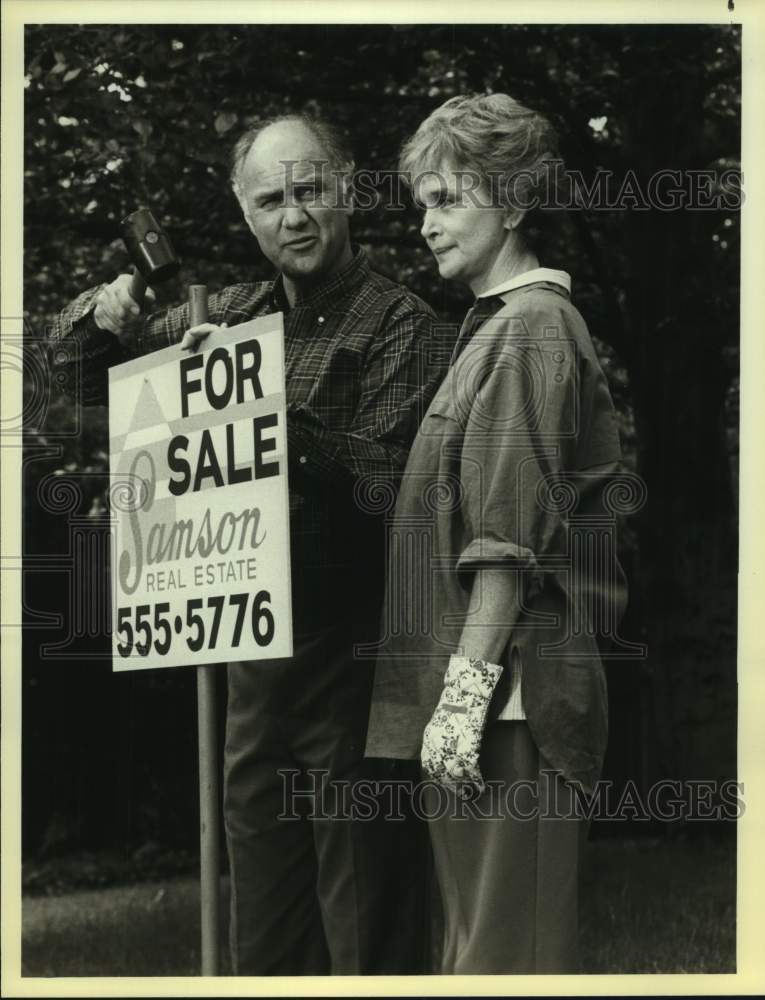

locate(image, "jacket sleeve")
(455, 302), (583, 586)
(47, 284), (234, 406)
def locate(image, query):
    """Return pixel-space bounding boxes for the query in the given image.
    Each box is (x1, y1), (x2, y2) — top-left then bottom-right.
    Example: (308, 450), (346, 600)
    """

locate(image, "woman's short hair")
(399, 93), (561, 215)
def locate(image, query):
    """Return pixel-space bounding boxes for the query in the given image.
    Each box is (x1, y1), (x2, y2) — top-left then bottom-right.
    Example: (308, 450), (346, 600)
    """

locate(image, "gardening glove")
(421, 654), (503, 797)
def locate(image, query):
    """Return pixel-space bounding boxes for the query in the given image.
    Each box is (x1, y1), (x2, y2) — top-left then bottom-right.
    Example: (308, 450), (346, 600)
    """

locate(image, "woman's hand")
(180, 321), (229, 352)
(421, 654), (503, 798)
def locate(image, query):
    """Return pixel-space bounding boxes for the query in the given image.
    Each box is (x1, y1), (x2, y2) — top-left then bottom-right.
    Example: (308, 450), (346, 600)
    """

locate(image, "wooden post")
(197, 665), (220, 975)
(189, 283), (221, 976)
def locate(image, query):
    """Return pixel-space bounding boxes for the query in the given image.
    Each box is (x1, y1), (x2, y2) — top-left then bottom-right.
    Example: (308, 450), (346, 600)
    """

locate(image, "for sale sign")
(108, 313), (293, 670)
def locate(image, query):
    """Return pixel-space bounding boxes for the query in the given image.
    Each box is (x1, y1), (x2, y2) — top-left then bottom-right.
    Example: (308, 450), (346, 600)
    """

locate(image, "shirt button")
(317, 315), (325, 324)
(299, 455), (307, 464)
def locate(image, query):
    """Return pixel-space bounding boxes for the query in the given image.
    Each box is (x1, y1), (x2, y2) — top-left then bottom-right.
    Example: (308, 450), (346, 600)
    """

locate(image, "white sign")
(108, 313), (293, 670)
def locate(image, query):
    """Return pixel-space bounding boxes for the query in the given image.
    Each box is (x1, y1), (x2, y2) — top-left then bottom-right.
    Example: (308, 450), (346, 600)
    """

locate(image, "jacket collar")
(478, 267), (571, 300)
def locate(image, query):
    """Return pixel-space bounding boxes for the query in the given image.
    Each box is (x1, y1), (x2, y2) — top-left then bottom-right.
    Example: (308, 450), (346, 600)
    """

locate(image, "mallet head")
(121, 208), (180, 285)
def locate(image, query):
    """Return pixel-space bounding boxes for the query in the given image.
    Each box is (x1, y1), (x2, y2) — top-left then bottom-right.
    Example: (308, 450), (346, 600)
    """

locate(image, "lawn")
(21, 833), (735, 977)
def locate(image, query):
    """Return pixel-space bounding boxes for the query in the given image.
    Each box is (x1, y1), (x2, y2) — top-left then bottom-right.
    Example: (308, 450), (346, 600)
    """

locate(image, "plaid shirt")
(50, 248), (452, 628)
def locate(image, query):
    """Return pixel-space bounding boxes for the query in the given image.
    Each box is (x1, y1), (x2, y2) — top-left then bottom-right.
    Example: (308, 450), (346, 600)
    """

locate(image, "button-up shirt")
(49, 248), (451, 631)
(365, 277), (627, 791)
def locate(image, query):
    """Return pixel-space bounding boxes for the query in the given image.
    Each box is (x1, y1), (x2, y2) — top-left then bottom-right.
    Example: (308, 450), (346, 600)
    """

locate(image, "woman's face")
(415, 161), (514, 295)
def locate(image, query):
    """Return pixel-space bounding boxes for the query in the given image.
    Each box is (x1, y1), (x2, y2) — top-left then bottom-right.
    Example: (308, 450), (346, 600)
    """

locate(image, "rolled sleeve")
(455, 537), (542, 577)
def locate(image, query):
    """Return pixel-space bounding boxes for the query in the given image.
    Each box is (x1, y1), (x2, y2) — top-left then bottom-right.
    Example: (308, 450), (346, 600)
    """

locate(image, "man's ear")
(233, 185), (258, 237)
(243, 210), (258, 237)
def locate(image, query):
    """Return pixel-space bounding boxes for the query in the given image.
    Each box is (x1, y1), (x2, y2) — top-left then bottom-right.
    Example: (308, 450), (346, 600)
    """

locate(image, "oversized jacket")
(364, 279), (631, 793)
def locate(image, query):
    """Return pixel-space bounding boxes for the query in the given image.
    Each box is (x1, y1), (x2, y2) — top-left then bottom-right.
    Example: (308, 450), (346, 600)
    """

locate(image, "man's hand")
(180, 322), (228, 352)
(93, 274), (157, 341)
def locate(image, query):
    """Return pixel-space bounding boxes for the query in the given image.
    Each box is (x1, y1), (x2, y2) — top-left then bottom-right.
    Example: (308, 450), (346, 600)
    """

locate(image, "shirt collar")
(268, 245), (369, 313)
(478, 267), (571, 300)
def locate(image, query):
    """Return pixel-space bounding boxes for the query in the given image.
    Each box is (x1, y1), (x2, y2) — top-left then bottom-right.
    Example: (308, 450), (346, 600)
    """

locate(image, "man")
(50, 113), (447, 975)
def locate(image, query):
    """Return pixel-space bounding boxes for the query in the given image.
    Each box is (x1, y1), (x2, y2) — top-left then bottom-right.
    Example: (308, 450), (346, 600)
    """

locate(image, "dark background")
(21, 23), (740, 868)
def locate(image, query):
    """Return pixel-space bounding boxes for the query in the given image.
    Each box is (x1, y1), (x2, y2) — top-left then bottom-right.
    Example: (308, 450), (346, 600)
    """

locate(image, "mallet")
(120, 207), (180, 304)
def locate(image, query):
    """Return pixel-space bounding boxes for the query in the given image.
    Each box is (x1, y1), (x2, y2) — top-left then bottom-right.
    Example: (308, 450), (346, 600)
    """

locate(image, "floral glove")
(421, 654), (503, 796)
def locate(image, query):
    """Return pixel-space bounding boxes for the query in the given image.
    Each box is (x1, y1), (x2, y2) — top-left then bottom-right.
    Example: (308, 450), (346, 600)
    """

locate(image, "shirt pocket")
(304, 345), (364, 422)
(420, 373), (463, 426)
(415, 406), (463, 456)
(426, 374), (483, 432)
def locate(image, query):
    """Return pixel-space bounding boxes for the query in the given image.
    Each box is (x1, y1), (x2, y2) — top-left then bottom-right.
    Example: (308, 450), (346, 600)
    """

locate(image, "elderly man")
(50, 113), (446, 975)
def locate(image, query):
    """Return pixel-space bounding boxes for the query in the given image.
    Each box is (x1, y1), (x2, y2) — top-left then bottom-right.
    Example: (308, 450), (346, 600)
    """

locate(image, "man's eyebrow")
(252, 185), (284, 203)
(289, 174), (324, 188)
(250, 172), (291, 195)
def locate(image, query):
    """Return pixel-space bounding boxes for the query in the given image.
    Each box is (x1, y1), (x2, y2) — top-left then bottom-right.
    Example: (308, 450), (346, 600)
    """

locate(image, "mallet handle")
(128, 267), (147, 304)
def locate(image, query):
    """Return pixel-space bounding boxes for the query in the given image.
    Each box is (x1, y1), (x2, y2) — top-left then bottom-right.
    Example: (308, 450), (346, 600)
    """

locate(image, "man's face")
(236, 121), (353, 283)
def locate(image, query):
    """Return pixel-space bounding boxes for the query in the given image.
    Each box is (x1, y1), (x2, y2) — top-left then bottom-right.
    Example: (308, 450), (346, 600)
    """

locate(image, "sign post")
(107, 297), (292, 975)
(197, 659), (220, 974)
(190, 285), (220, 976)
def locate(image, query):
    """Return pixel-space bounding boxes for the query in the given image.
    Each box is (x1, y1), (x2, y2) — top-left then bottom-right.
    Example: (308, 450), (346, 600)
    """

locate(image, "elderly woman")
(365, 94), (627, 974)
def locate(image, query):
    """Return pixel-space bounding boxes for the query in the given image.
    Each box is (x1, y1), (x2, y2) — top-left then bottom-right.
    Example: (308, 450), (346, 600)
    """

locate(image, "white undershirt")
(499, 651), (525, 721)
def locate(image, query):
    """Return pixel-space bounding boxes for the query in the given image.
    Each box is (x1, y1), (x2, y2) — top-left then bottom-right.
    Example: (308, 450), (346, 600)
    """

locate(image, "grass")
(21, 833), (735, 977)
(23, 877), (232, 977)
(579, 834), (735, 974)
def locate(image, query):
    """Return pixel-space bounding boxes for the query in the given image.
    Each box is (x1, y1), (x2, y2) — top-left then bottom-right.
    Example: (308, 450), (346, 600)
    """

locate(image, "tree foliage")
(22, 24), (741, 853)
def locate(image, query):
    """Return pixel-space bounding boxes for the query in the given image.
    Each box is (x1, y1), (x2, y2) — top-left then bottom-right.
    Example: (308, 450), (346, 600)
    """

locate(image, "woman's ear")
(503, 205), (526, 231)
(339, 170), (355, 217)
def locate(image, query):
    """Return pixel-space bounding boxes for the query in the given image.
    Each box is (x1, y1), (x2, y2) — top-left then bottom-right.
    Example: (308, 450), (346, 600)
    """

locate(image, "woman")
(365, 94), (628, 974)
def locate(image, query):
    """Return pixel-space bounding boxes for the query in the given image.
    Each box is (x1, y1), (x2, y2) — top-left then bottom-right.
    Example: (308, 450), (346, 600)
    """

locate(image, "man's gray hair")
(230, 111), (355, 200)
